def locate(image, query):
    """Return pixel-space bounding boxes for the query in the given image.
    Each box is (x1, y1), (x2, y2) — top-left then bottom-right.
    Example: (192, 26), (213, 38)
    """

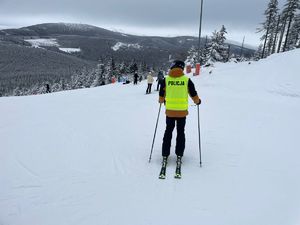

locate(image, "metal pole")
(197, 105), (202, 167)
(197, 0), (204, 63)
(149, 103), (162, 163)
(240, 36), (245, 58)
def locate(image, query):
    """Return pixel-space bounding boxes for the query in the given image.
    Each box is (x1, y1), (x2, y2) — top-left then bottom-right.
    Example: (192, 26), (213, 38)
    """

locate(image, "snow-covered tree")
(91, 62), (105, 86)
(253, 44), (264, 61)
(257, 0), (279, 58)
(285, 13), (300, 49)
(102, 58), (114, 84)
(206, 25), (229, 63)
(185, 46), (198, 67)
(71, 68), (88, 89)
(281, 0), (300, 52)
(129, 62), (138, 74)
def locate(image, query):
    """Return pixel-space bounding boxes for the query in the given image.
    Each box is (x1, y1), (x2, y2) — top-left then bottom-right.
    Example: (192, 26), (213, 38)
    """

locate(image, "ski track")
(14, 156), (40, 179)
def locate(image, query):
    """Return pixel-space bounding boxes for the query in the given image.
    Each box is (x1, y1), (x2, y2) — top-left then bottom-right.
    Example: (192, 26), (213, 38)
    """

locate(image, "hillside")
(0, 49), (299, 225)
(0, 23), (199, 64)
(0, 23), (255, 65)
(0, 42), (95, 96)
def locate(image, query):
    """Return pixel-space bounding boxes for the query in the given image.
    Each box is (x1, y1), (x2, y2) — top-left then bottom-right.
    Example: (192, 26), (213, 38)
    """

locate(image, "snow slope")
(1, 50), (300, 225)
(25, 38), (59, 48)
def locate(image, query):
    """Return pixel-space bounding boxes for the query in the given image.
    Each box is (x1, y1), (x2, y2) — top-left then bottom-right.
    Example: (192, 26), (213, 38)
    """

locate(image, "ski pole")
(149, 103), (162, 163)
(197, 105), (202, 167)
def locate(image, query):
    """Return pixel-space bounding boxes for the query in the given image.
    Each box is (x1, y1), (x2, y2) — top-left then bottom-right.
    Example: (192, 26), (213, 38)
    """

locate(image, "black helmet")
(170, 60), (185, 70)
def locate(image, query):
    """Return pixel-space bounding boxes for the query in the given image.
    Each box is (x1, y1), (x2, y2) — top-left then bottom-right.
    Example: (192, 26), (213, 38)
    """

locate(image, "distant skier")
(156, 70), (164, 91)
(134, 72), (139, 85)
(158, 60), (201, 178)
(146, 72), (154, 94)
(46, 83), (51, 93)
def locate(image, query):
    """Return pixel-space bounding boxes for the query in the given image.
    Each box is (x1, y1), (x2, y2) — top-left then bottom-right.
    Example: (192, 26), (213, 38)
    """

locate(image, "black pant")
(157, 81), (162, 91)
(134, 79), (138, 85)
(162, 117), (186, 157)
(146, 84), (152, 94)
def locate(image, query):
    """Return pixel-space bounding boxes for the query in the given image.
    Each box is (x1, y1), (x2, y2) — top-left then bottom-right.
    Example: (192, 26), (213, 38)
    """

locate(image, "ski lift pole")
(197, 0), (204, 63)
(149, 103), (162, 163)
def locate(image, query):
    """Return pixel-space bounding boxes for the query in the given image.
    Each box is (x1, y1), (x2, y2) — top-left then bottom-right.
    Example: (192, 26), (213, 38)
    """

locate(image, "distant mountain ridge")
(1, 23), (125, 38)
(0, 23), (255, 64)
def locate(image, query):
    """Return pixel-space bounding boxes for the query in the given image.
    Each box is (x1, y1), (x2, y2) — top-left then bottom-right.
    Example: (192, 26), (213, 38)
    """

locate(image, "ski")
(174, 156), (182, 179)
(159, 157), (168, 179)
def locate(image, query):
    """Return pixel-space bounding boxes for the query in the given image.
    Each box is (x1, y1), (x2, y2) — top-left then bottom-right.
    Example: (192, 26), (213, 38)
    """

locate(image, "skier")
(158, 60), (201, 179)
(134, 72), (139, 85)
(156, 70), (164, 91)
(146, 72), (154, 94)
(46, 83), (51, 93)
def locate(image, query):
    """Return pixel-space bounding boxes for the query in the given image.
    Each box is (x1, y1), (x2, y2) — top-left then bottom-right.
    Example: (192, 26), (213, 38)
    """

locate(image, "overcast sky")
(0, 0), (286, 47)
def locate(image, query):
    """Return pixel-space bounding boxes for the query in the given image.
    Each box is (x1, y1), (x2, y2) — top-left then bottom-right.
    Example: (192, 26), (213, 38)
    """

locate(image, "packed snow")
(112, 42), (142, 51)
(0, 49), (300, 225)
(25, 38), (59, 48)
(59, 48), (81, 53)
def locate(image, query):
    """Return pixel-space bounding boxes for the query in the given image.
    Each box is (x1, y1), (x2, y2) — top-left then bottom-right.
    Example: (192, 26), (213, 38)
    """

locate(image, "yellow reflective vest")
(165, 75), (189, 111)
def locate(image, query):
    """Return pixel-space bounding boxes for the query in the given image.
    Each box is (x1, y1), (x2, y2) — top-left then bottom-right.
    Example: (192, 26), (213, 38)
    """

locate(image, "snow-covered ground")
(1, 50), (300, 225)
(25, 38), (59, 48)
(59, 48), (81, 53)
(25, 39), (80, 53)
(111, 42), (142, 51)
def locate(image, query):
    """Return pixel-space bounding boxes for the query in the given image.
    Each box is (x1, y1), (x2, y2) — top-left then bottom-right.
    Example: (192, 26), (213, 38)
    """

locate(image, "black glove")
(197, 99), (201, 105)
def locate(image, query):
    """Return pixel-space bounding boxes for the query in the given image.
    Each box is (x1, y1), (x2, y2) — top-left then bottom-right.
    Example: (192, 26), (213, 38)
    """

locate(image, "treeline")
(2, 58), (151, 97)
(257, 0), (300, 59)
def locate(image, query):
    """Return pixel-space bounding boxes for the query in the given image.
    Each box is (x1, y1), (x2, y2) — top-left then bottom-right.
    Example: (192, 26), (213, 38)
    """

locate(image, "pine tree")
(200, 36), (211, 65)
(206, 25), (229, 63)
(257, 0), (279, 58)
(71, 68), (88, 89)
(185, 46), (198, 67)
(271, 15), (281, 53)
(129, 62), (138, 74)
(286, 13), (300, 49)
(51, 82), (63, 93)
(103, 57), (114, 84)
(277, 10), (289, 52)
(281, 0), (300, 52)
(254, 44), (264, 61)
(201, 44), (211, 65)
